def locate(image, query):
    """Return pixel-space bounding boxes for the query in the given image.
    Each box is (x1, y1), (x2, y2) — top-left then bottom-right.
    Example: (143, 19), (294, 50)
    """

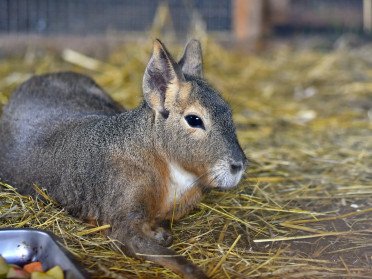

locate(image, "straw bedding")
(0, 39), (371, 278)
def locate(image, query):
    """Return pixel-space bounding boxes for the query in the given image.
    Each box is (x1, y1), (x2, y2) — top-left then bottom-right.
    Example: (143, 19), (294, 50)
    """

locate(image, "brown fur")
(163, 185), (203, 221)
(0, 39), (246, 279)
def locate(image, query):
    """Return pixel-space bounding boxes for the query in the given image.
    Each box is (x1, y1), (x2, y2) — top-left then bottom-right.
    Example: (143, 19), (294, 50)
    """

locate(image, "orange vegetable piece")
(23, 261), (43, 273)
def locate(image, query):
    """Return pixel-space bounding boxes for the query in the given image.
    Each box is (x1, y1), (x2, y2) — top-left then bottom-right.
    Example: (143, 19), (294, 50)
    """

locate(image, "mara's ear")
(143, 39), (185, 117)
(178, 39), (203, 78)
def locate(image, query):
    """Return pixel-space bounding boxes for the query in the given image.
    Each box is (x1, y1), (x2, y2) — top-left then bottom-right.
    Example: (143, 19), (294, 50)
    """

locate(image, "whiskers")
(188, 169), (218, 189)
(182, 158), (246, 191)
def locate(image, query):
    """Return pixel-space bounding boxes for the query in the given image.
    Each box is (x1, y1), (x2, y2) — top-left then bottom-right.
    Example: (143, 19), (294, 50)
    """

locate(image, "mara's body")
(0, 40), (246, 279)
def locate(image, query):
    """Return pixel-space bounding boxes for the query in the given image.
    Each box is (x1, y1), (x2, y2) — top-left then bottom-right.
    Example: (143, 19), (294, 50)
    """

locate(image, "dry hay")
(0, 39), (371, 278)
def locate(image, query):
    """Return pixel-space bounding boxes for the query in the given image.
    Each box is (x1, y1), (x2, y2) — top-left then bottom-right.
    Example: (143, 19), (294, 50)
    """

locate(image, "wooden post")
(233, 0), (265, 42)
(364, 0), (372, 33)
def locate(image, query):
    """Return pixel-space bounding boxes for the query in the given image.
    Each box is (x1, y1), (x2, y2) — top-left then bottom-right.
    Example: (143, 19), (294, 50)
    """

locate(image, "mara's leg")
(110, 211), (208, 279)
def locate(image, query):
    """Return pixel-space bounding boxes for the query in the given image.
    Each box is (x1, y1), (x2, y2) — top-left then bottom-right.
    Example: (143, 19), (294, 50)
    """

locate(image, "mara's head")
(143, 39), (247, 189)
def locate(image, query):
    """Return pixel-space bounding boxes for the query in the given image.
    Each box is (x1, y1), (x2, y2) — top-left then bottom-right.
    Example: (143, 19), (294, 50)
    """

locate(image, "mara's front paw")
(153, 226), (173, 247)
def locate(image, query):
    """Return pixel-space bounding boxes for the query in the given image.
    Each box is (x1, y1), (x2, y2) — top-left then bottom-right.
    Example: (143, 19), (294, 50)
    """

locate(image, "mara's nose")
(230, 162), (243, 174)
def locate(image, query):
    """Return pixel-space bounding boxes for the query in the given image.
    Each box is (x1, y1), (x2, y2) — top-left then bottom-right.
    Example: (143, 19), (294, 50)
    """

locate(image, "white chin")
(217, 172), (243, 189)
(210, 164), (244, 189)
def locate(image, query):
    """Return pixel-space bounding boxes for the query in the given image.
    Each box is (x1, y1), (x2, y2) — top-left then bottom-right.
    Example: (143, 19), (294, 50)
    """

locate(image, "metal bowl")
(0, 228), (88, 279)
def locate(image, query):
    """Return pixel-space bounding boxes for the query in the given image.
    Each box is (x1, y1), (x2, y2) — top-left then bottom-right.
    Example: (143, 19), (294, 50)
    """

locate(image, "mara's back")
(0, 72), (123, 190)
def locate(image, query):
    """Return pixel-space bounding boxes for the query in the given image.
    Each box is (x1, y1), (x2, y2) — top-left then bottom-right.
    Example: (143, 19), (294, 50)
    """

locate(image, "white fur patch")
(167, 163), (197, 205)
(211, 160), (244, 189)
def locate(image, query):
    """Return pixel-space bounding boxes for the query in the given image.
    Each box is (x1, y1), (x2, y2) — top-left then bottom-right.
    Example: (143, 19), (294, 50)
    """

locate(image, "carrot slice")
(23, 261), (43, 273)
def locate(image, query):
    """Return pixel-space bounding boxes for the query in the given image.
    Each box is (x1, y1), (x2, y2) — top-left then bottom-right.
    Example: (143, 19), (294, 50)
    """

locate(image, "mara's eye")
(185, 114), (205, 129)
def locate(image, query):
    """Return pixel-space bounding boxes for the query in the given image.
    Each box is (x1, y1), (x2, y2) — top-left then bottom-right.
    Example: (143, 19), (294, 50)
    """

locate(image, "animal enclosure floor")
(0, 39), (371, 278)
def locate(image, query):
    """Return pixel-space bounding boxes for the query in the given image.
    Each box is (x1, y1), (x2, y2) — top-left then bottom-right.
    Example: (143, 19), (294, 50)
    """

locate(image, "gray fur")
(0, 40), (246, 279)
(179, 39), (203, 78)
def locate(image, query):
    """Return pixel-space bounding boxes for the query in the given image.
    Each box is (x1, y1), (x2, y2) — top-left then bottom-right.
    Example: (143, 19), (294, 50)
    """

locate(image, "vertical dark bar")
(66, 0), (71, 33)
(0, 0), (9, 33)
(45, 0), (49, 35)
(13, 0), (17, 32)
(16, 0), (28, 34)
(9, 0), (18, 33)
(36, 0), (39, 32)
(16, 0), (20, 33)
(47, 0), (54, 34)
(26, 0), (29, 33)
(7, 0), (10, 33)
(57, 0), (66, 34)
